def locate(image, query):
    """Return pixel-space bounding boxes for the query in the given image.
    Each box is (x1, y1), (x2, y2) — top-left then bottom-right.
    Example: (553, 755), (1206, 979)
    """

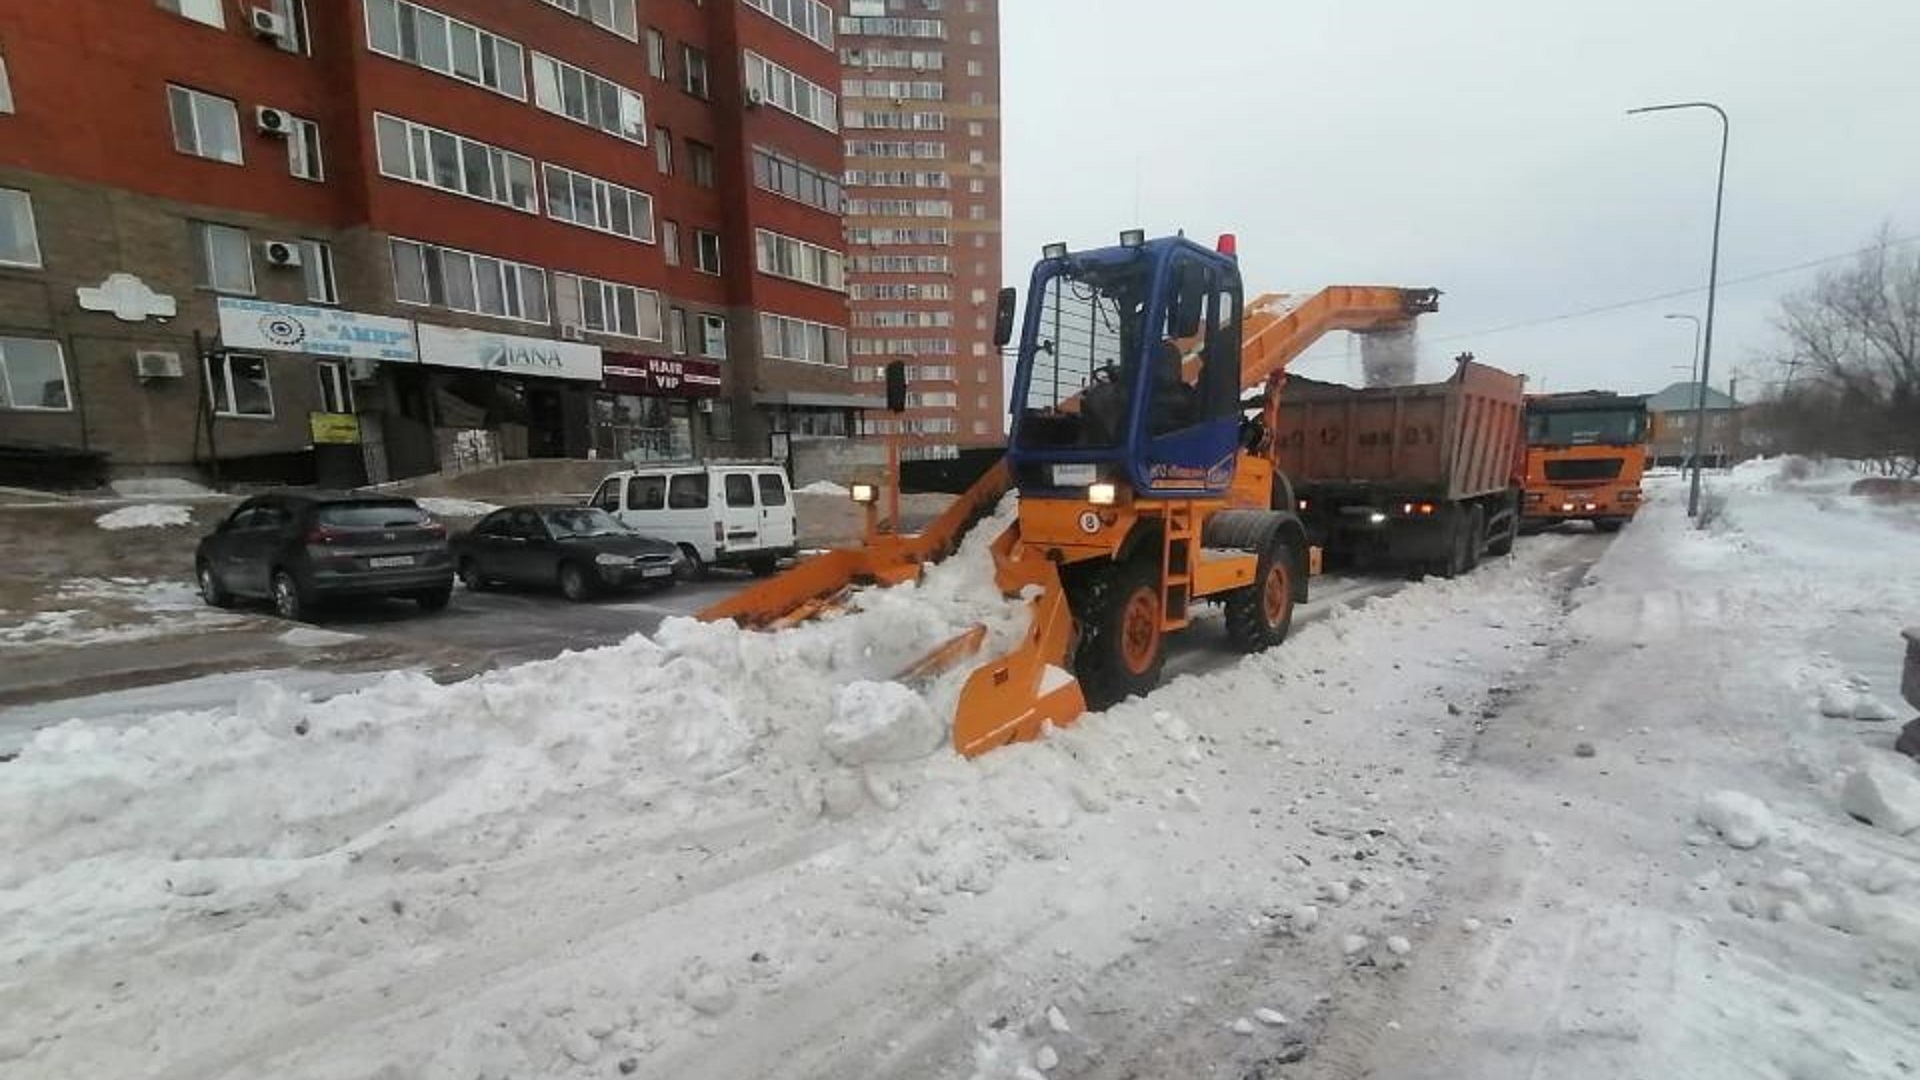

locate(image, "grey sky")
(1000, 0), (1920, 399)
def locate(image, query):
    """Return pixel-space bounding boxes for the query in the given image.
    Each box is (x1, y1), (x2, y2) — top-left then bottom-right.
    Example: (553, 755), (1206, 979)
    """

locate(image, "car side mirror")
(992, 287), (1017, 348)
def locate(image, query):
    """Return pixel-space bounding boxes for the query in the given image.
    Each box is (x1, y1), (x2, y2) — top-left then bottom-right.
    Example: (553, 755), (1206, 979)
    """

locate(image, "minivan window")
(668, 473), (708, 509)
(317, 502), (430, 528)
(756, 473), (788, 507)
(627, 475), (667, 511)
(724, 473), (755, 508)
(590, 480), (620, 511)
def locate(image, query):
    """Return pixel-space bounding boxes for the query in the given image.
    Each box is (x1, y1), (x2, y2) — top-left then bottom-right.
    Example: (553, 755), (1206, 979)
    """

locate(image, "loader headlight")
(851, 483), (877, 504)
(1088, 482), (1117, 506)
(1051, 463), (1097, 487)
(1368, 511), (1388, 525)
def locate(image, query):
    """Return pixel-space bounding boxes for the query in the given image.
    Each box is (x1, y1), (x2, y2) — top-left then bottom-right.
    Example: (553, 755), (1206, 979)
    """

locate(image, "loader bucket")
(951, 521), (1087, 757)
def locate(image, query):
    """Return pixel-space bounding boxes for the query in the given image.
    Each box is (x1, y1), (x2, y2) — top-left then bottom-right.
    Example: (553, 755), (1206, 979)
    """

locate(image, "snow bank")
(94, 503), (193, 530)
(1696, 790), (1774, 849)
(798, 480), (851, 496)
(416, 496), (501, 517)
(110, 476), (212, 498)
(1840, 756), (1920, 834)
(823, 680), (943, 763)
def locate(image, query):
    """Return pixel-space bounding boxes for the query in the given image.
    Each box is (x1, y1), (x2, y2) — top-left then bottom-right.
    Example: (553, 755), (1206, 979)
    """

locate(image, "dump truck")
(704, 231), (1441, 755)
(1273, 360), (1527, 576)
(1520, 391), (1650, 533)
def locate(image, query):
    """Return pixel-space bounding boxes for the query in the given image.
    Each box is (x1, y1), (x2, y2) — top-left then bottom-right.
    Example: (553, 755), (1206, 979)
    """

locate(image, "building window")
(694, 230), (722, 275)
(554, 271), (664, 341)
(191, 221), (255, 295)
(316, 360), (354, 414)
(645, 28), (667, 78)
(0, 336), (71, 411)
(687, 140), (716, 188)
(374, 113), (538, 213)
(668, 307), (687, 354)
(966, 59), (982, 77)
(662, 220), (681, 266)
(262, 0), (311, 54)
(972, 420), (990, 435)
(967, 28), (982, 44)
(389, 237), (549, 323)
(754, 229), (844, 290)
(655, 127), (673, 173)
(743, 51), (837, 132)
(751, 146), (841, 214)
(168, 85), (242, 165)
(299, 239), (338, 304)
(157, 0), (224, 28)
(968, 178), (985, 193)
(759, 313), (846, 367)
(966, 120), (983, 137)
(594, 395), (692, 463)
(699, 314), (727, 359)
(542, 163), (656, 243)
(0, 189), (41, 268)
(707, 399), (734, 442)
(365, 0), (528, 99)
(968, 204), (986, 220)
(287, 117), (324, 181)
(530, 53), (647, 142)
(743, 0), (834, 48)
(538, 0), (638, 40)
(682, 45), (709, 98)
(0, 49), (14, 114)
(205, 353), (274, 418)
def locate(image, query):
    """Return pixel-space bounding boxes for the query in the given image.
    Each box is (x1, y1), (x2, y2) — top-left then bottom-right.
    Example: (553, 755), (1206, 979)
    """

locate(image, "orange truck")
(1520, 391), (1650, 533)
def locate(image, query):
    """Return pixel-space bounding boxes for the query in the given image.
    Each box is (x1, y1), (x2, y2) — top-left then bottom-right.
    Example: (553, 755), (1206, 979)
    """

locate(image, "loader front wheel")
(1225, 535), (1296, 653)
(1073, 559), (1166, 710)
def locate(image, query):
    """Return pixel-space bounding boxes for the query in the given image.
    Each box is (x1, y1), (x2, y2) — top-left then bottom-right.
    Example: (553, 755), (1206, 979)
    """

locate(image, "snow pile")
(1840, 756), (1920, 834)
(416, 496), (501, 517)
(798, 480), (851, 496)
(1695, 790), (1773, 849)
(110, 476), (212, 498)
(0, 577), (243, 650)
(94, 503), (194, 530)
(823, 680), (944, 764)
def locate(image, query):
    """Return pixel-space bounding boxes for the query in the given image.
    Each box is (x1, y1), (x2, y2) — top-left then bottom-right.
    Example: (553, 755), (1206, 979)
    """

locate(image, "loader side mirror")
(992, 287), (1017, 348)
(885, 360), (907, 413)
(1169, 263), (1207, 339)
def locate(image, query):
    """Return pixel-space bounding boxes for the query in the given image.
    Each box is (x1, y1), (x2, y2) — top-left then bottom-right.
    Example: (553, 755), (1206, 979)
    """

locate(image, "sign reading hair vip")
(603, 353), (723, 398)
(416, 323), (603, 382)
(217, 299), (417, 362)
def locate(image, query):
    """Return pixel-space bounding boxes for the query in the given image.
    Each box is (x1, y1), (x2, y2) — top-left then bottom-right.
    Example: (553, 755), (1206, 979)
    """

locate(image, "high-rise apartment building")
(838, 0), (1001, 461)
(0, 0), (870, 486)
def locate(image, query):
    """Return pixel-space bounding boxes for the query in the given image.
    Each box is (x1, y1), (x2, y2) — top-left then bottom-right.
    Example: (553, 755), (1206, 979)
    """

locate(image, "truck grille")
(1545, 458), (1624, 483)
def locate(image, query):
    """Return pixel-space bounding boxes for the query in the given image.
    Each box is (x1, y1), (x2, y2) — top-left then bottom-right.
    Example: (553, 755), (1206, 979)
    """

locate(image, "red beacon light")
(1215, 233), (1238, 258)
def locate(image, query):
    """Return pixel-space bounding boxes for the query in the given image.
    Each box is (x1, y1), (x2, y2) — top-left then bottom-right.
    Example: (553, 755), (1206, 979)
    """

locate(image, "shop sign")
(217, 298), (416, 362)
(416, 323), (602, 382)
(602, 353), (723, 398)
(309, 411), (362, 445)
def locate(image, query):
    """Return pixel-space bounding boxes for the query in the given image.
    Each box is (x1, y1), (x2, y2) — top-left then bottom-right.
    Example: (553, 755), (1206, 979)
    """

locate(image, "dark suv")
(195, 493), (454, 620)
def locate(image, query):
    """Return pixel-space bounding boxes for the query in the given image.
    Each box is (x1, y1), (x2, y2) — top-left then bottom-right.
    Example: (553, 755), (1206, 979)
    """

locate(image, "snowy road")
(2, 464), (1915, 1080)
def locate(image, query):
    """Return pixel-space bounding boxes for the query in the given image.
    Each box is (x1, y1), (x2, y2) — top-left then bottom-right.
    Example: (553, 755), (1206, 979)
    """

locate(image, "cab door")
(718, 470), (762, 554)
(754, 471), (796, 550)
(1141, 254), (1244, 495)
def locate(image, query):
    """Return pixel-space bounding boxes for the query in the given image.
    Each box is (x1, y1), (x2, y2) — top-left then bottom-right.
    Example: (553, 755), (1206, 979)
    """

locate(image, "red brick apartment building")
(0, 0), (868, 486)
(838, 0), (1002, 461)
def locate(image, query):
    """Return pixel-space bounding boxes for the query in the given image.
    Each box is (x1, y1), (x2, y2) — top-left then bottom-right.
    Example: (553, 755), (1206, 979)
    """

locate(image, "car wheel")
(197, 560), (233, 609)
(271, 570), (309, 622)
(747, 556), (780, 577)
(677, 545), (708, 581)
(458, 558), (489, 591)
(558, 561), (593, 603)
(415, 586), (452, 612)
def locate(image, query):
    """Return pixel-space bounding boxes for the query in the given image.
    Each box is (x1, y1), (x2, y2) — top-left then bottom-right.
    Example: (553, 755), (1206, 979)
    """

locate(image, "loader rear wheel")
(1225, 535), (1296, 653)
(1072, 559), (1166, 710)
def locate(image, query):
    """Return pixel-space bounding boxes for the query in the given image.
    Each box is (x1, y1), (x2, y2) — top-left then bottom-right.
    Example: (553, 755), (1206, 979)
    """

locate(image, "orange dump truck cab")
(1521, 391), (1650, 533)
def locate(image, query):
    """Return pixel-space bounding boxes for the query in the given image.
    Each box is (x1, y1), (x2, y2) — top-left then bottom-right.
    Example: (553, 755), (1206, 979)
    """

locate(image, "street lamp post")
(1631, 101), (1729, 518)
(1664, 312), (1702, 470)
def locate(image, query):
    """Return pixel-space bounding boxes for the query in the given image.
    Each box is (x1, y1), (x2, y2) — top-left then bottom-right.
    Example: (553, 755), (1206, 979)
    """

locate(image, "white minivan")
(589, 462), (797, 576)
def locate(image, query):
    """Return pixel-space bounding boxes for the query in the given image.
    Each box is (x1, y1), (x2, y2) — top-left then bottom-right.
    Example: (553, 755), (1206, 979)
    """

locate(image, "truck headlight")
(1088, 482), (1117, 506)
(850, 483), (877, 504)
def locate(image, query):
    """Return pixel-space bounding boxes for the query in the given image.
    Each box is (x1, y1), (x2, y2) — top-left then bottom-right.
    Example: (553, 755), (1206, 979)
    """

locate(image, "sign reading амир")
(217, 299), (417, 362)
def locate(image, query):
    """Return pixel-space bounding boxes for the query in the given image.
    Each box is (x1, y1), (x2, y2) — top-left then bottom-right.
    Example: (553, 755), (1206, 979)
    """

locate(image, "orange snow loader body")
(1520, 391), (1651, 533)
(702, 233), (1439, 756)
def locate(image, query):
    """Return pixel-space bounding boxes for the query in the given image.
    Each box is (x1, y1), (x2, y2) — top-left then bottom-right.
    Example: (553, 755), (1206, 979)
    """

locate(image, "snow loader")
(702, 232), (1438, 755)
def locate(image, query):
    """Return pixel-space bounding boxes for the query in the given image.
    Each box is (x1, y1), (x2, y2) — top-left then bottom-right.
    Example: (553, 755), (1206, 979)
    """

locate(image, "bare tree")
(1757, 227), (1920, 475)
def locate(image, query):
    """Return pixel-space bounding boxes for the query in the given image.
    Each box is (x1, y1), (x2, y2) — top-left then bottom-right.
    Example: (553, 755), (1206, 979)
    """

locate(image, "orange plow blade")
(951, 522), (1087, 757)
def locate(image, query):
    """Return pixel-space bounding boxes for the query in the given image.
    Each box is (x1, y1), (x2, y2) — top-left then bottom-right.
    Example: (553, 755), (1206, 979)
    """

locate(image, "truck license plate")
(369, 555), (414, 568)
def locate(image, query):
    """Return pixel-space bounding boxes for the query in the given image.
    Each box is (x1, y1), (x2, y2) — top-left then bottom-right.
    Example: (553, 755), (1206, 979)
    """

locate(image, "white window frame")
(669, 307), (688, 355)
(553, 271), (665, 342)
(698, 314), (727, 360)
(754, 228), (845, 291)
(538, 0), (638, 41)
(645, 28), (667, 78)
(299, 239), (338, 304)
(0, 188), (41, 269)
(694, 230), (722, 276)
(743, 51), (837, 133)
(205, 352), (276, 419)
(287, 117), (324, 181)
(374, 112), (538, 214)
(267, 0), (312, 55)
(364, 0), (528, 100)
(389, 238), (549, 324)
(0, 50), (14, 115)
(759, 313), (846, 367)
(0, 336), (72, 412)
(682, 46), (710, 99)
(192, 221), (256, 295)
(316, 359), (355, 414)
(743, 0), (833, 49)
(530, 52), (647, 143)
(752, 146), (842, 214)
(157, 0), (225, 28)
(662, 220), (681, 266)
(541, 164), (655, 244)
(167, 85), (243, 165)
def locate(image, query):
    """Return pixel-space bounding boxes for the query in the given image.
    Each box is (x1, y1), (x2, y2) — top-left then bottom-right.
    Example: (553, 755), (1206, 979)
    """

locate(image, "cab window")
(626, 475), (667, 511)
(724, 473), (756, 508)
(668, 474), (708, 509)
(756, 473), (788, 507)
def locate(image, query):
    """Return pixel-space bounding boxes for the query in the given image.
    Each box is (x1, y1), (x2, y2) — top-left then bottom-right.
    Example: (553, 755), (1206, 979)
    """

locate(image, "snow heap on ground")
(0, 576), (243, 650)
(110, 476), (213, 498)
(416, 496), (501, 517)
(798, 480), (851, 496)
(94, 503), (194, 530)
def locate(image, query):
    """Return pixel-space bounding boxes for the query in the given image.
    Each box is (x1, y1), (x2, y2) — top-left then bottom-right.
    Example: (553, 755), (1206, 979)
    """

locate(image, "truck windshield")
(1015, 262), (1147, 449)
(1527, 408), (1646, 446)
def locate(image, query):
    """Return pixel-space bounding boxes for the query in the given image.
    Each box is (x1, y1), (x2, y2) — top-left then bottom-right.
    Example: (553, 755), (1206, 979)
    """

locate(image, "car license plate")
(369, 555), (414, 569)
(642, 565), (673, 578)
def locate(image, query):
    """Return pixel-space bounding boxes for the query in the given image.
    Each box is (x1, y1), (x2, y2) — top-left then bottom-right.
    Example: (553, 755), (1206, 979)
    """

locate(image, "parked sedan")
(196, 493), (454, 621)
(452, 505), (683, 601)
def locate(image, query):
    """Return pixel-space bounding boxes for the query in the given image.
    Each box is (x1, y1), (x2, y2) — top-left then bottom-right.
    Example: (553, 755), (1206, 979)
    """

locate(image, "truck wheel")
(1464, 507), (1486, 571)
(1486, 508), (1517, 556)
(1438, 513), (1475, 579)
(1224, 533), (1296, 653)
(1595, 518), (1626, 533)
(1072, 559), (1167, 710)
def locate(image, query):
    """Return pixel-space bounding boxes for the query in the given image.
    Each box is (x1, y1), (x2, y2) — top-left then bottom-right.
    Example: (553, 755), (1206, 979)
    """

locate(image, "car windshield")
(1526, 408), (1647, 446)
(317, 502), (430, 528)
(543, 507), (630, 537)
(1015, 258), (1159, 450)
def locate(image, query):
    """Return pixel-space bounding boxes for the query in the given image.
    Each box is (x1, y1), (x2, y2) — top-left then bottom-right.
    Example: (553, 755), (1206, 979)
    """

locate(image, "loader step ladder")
(1160, 502), (1196, 630)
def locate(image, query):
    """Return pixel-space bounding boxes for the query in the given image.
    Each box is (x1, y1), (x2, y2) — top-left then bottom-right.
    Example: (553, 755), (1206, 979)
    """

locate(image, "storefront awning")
(752, 390), (887, 410)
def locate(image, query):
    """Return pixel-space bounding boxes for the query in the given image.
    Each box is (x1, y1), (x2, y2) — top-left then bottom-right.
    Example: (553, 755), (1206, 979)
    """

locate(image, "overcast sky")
(999, 0), (1920, 398)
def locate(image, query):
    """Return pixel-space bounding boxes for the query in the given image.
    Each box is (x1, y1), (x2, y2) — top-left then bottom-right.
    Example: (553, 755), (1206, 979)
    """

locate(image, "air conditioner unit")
(249, 7), (291, 40)
(346, 358), (381, 382)
(559, 323), (586, 341)
(697, 399), (715, 414)
(746, 86), (766, 108)
(261, 240), (302, 268)
(893, 96), (908, 106)
(134, 349), (184, 380)
(256, 106), (294, 136)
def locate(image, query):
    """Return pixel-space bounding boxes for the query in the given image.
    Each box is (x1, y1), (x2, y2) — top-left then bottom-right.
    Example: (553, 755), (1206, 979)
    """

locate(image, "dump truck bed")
(1272, 360), (1525, 500)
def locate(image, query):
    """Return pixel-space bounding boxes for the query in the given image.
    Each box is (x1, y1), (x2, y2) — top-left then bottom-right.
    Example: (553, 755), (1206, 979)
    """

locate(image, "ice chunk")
(823, 681), (943, 765)
(1255, 1007), (1289, 1026)
(1230, 1017), (1256, 1035)
(1034, 1044), (1059, 1071)
(1817, 685), (1858, 718)
(1851, 696), (1899, 722)
(1045, 1005), (1071, 1034)
(1341, 934), (1370, 956)
(1385, 935), (1412, 956)
(1696, 790), (1773, 849)
(1840, 758), (1920, 834)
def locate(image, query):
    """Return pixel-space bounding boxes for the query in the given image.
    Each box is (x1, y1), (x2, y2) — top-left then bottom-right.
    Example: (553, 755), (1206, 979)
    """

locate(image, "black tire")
(457, 558), (490, 591)
(1486, 501), (1518, 557)
(1071, 558), (1167, 710)
(414, 586), (452, 612)
(1437, 512), (1475, 579)
(1224, 532), (1297, 653)
(196, 559), (233, 609)
(747, 557), (779, 577)
(271, 569), (309, 622)
(1595, 518), (1626, 534)
(677, 544), (708, 581)
(1464, 506), (1486, 572)
(558, 561), (594, 602)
